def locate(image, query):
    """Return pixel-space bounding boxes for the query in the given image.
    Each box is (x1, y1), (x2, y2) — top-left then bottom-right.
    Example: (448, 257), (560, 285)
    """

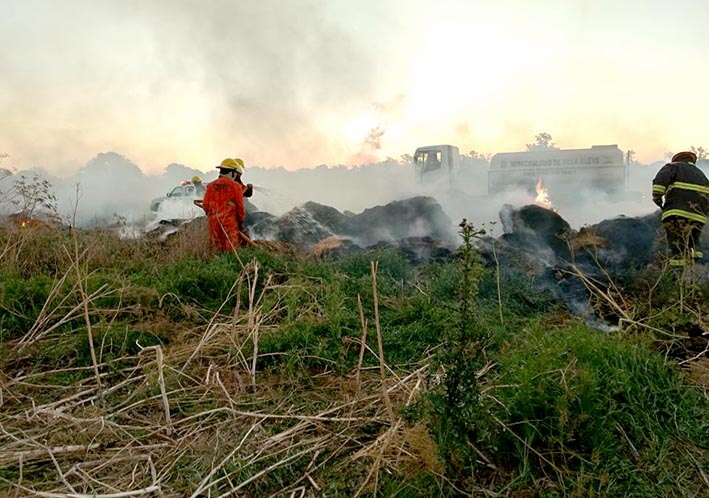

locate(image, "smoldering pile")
(146, 196), (459, 264)
(148, 194), (707, 329)
(476, 204), (709, 329)
(266, 198), (707, 330)
(247, 196), (458, 263)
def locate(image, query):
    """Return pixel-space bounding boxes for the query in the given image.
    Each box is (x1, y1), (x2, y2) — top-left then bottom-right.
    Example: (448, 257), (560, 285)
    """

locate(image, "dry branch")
(138, 345), (172, 434)
(371, 261), (396, 426)
(355, 294), (368, 387)
(0, 444), (101, 466)
(3, 482), (161, 498)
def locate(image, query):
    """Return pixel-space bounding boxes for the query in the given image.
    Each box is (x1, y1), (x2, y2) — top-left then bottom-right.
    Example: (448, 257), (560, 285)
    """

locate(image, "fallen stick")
(0, 444), (101, 466)
(239, 230), (257, 247)
(4, 482), (161, 498)
(139, 345), (172, 435)
(355, 294), (368, 387)
(371, 261), (396, 426)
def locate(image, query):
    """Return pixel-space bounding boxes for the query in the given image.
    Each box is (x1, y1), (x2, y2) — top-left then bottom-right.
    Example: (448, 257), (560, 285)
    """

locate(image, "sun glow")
(344, 113), (379, 143)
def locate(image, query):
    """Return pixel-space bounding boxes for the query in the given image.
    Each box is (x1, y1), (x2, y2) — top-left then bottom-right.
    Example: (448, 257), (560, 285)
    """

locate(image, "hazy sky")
(2, 0), (708, 175)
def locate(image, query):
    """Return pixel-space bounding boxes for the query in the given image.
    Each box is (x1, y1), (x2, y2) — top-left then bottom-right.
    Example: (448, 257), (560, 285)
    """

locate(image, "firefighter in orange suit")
(199, 158), (246, 252)
(652, 151), (709, 266)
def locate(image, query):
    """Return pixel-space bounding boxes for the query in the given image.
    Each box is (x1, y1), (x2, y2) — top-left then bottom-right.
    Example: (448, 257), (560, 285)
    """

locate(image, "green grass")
(0, 224), (707, 497)
(0, 274), (55, 339)
(422, 319), (709, 497)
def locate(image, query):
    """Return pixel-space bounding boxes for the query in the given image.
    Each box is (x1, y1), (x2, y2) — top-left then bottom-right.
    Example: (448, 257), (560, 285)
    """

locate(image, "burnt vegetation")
(0, 211), (707, 498)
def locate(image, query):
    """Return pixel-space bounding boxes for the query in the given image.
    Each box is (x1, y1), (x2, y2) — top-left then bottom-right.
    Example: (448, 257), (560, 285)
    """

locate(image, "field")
(0, 221), (707, 497)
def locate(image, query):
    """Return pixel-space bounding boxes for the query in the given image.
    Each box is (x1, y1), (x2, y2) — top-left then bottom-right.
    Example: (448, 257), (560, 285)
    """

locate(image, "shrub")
(459, 320), (708, 496)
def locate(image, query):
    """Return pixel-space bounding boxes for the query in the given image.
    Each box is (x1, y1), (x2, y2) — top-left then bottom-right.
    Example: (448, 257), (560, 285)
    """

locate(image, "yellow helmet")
(218, 157), (245, 174)
(191, 175), (202, 183)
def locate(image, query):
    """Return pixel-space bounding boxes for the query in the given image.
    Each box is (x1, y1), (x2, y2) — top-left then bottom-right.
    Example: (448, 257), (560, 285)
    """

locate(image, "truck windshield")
(416, 151), (442, 173)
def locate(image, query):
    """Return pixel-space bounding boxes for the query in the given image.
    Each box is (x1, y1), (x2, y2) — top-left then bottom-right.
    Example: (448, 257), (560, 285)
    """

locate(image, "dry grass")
(572, 227), (608, 251)
(0, 243), (433, 497)
(0, 345), (429, 496)
(310, 236), (346, 259)
(684, 357), (709, 394)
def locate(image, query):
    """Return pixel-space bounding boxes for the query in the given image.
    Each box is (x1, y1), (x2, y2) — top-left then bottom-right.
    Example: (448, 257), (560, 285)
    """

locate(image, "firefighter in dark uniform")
(652, 151), (709, 266)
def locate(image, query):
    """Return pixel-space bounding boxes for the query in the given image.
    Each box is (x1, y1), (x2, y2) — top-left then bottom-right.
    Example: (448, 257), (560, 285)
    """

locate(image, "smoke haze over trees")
(0, 145), (689, 236)
(3, 2), (709, 172)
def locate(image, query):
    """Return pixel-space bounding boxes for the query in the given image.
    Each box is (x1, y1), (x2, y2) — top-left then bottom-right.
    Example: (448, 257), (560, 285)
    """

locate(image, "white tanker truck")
(414, 144), (627, 200)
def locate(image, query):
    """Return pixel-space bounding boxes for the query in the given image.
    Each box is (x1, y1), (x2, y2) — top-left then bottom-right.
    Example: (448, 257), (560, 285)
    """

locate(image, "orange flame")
(535, 178), (553, 209)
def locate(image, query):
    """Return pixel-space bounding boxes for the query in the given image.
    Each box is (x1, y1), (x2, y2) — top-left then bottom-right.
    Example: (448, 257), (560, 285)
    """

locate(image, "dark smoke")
(364, 126), (385, 150)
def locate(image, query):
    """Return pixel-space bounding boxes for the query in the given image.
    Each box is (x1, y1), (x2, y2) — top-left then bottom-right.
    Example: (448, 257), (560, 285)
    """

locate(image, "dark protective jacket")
(652, 161), (709, 224)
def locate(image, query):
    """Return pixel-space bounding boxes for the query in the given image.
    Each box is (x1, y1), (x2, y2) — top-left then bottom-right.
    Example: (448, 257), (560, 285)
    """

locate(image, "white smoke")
(0, 147), (667, 246)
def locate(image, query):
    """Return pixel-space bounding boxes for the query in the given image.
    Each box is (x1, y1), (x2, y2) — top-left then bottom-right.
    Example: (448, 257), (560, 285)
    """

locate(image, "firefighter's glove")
(244, 183), (254, 198)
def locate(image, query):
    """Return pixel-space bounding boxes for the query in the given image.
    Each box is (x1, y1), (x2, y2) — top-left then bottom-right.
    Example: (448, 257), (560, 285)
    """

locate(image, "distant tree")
(11, 172), (58, 219)
(625, 150), (636, 165)
(526, 132), (559, 151)
(665, 147), (707, 162)
(399, 153), (413, 166)
(690, 146), (707, 160)
(465, 150), (491, 161)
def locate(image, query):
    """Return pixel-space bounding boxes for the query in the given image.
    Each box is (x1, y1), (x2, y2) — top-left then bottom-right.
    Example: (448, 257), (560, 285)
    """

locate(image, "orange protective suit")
(202, 176), (246, 252)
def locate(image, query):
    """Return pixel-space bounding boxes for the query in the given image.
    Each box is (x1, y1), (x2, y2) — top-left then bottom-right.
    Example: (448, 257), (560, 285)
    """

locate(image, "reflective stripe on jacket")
(652, 161), (709, 224)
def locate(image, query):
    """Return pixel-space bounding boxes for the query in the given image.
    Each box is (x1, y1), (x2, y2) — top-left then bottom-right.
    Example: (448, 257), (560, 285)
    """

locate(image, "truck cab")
(150, 180), (207, 217)
(413, 145), (460, 185)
